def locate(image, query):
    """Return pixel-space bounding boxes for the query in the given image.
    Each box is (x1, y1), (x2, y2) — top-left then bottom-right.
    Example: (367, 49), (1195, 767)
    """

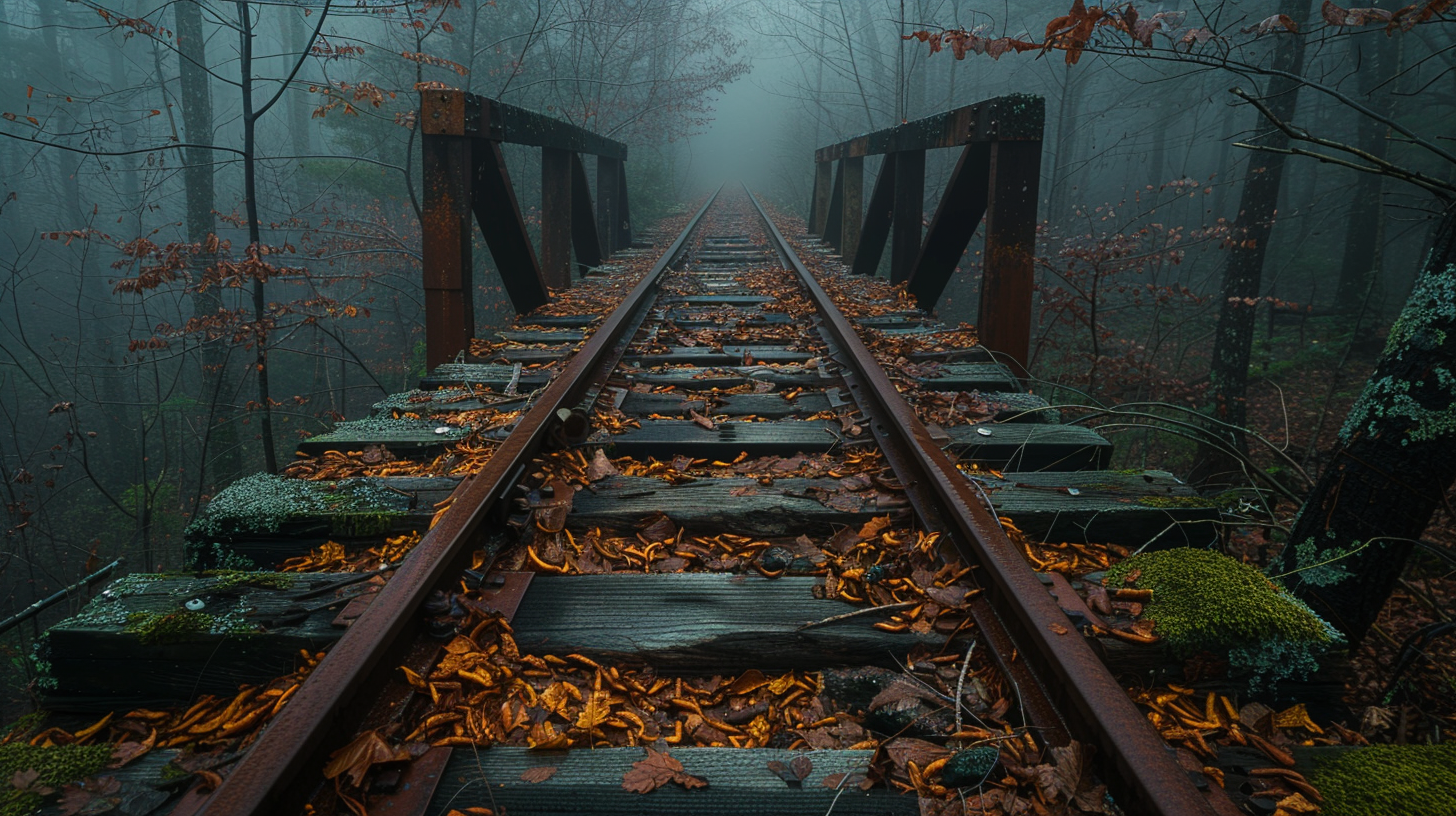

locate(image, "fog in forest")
(1, 0), (1454, 731)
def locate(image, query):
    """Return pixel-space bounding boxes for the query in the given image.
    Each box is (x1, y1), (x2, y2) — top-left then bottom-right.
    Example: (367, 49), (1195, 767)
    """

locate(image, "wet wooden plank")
(517, 314), (598, 328)
(572, 476), (905, 536)
(420, 363), (553, 391)
(296, 418), (468, 456)
(186, 476), (457, 567)
(924, 392), (1056, 424)
(973, 470), (1219, 547)
(624, 366), (835, 390)
(372, 389), (524, 417)
(618, 392), (832, 418)
(39, 573), (352, 710)
(497, 329), (585, 343)
(605, 420), (848, 459)
(945, 424), (1112, 471)
(666, 312), (795, 326)
(626, 346), (815, 366)
(425, 747), (908, 816)
(661, 295), (776, 306)
(916, 362), (1021, 392)
(510, 575), (934, 671)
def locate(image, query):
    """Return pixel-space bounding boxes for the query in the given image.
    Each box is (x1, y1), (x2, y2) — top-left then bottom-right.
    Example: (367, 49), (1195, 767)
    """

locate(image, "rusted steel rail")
(745, 189), (1216, 816)
(198, 189), (722, 816)
(182, 188), (1219, 816)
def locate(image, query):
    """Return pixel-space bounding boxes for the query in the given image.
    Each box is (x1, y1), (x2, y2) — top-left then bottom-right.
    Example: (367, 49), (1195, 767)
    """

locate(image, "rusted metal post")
(809, 160), (833, 235)
(979, 140), (1041, 371)
(823, 160), (845, 248)
(421, 94), (477, 369)
(906, 142), (991, 309)
(615, 160), (632, 249)
(852, 155), (895, 277)
(890, 149), (925, 284)
(596, 156), (620, 256)
(472, 142), (550, 315)
(840, 156), (864, 268)
(570, 153), (602, 275)
(540, 146), (573, 289)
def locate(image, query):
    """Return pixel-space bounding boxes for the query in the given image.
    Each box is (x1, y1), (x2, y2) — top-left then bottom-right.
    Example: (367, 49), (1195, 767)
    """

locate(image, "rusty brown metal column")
(840, 156), (864, 267)
(852, 155), (895, 277)
(809, 159), (833, 235)
(614, 160), (632, 249)
(472, 143), (550, 315)
(890, 149), (925, 284)
(905, 142), (991, 309)
(979, 139), (1041, 371)
(595, 156), (620, 256)
(420, 95), (477, 369)
(570, 153), (603, 275)
(540, 146), (574, 289)
(823, 160), (845, 248)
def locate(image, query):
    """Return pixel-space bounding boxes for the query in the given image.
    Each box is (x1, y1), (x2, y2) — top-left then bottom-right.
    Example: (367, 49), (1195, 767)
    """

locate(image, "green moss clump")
(1105, 548), (1341, 689)
(124, 610), (213, 645)
(1137, 495), (1215, 509)
(200, 570), (296, 592)
(187, 474), (407, 540)
(1312, 744), (1456, 816)
(0, 742), (112, 816)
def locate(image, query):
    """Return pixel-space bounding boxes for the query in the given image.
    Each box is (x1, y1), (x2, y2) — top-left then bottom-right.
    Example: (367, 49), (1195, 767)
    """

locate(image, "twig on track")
(796, 601), (917, 631)
(954, 639), (977, 735)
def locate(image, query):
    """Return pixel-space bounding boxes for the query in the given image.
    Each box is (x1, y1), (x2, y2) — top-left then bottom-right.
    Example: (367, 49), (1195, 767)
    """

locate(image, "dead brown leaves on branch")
(906, 0), (1453, 69)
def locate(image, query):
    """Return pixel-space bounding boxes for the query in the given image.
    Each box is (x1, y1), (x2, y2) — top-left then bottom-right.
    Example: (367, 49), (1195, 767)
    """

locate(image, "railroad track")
(38, 189), (1246, 816)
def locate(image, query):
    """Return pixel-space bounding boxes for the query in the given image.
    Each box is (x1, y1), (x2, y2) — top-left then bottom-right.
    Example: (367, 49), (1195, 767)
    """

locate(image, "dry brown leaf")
(924, 585), (969, 607)
(586, 449), (620, 482)
(857, 516), (892, 541)
(322, 730), (412, 787)
(576, 690), (613, 731)
(689, 409), (716, 430)
(520, 766), (559, 783)
(621, 747), (708, 794)
(1271, 703), (1324, 734)
(1274, 792), (1320, 814)
(108, 729), (156, 768)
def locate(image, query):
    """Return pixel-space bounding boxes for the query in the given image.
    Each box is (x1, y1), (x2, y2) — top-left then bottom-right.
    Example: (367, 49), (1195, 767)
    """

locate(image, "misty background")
(1, 0), (1453, 709)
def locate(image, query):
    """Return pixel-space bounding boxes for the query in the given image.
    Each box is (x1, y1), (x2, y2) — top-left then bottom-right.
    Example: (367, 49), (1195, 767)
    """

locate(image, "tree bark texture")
(1279, 208), (1456, 643)
(177, 1), (243, 486)
(1334, 21), (1394, 315)
(1198, 10), (1309, 481)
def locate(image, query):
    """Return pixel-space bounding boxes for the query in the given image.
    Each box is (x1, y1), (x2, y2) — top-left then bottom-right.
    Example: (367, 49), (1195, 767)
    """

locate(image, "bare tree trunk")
(1277, 207), (1456, 643)
(1194, 4), (1309, 484)
(236, 1), (279, 474)
(1334, 24), (1394, 316)
(177, 0), (243, 486)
